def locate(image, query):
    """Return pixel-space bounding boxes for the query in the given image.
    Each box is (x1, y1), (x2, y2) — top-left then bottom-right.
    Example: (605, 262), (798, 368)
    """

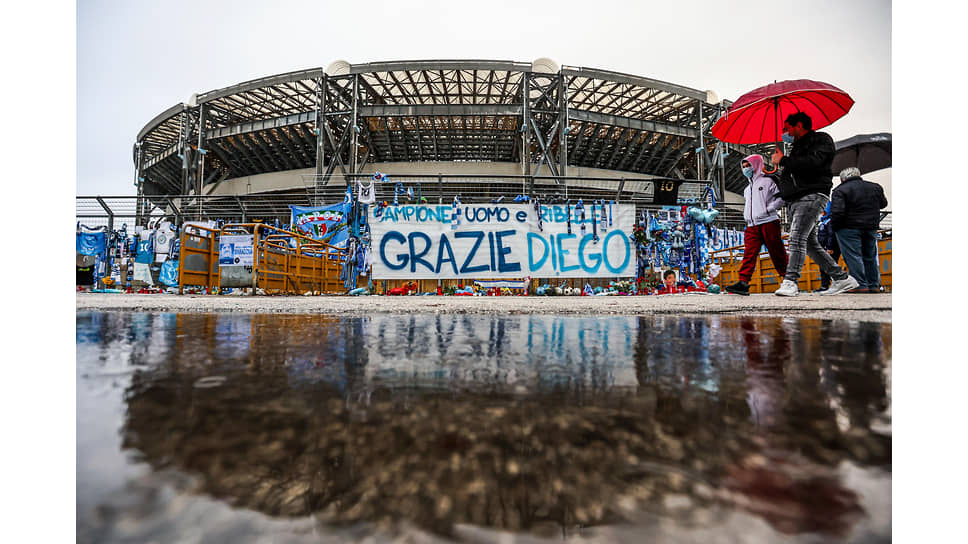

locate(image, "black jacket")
(776, 130), (836, 201)
(830, 176), (888, 231)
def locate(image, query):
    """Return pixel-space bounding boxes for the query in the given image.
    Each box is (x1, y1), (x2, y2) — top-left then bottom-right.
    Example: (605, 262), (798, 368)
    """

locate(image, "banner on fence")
(370, 203), (635, 279)
(219, 235), (254, 267)
(76, 231), (107, 257)
(289, 203), (350, 248)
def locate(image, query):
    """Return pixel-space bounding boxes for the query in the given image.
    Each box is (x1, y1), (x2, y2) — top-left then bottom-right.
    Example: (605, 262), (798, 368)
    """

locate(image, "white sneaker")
(821, 276), (860, 295)
(774, 279), (799, 297)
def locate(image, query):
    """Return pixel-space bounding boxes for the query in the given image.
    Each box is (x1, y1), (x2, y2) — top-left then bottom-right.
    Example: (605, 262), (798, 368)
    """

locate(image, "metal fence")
(77, 174), (750, 229)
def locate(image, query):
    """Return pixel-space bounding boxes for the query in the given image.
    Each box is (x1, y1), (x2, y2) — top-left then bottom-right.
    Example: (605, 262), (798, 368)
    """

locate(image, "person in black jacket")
(830, 167), (888, 293)
(770, 112), (858, 297)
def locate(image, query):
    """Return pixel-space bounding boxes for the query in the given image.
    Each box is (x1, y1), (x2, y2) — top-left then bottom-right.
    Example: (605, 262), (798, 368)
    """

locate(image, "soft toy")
(687, 206), (720, 225)
(455, 286), (475, 296)
(388, 281), (418, 296)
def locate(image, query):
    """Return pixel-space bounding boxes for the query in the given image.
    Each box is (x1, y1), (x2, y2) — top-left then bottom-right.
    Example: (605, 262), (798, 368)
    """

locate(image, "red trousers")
(739, 220), (788, 282)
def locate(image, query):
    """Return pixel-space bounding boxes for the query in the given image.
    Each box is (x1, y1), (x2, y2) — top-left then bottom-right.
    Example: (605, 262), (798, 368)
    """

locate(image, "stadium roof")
(135, 59), (769, 198)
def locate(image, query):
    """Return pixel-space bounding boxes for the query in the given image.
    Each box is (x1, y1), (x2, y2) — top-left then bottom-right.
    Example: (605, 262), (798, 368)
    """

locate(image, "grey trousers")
(785, 194), (849, 283)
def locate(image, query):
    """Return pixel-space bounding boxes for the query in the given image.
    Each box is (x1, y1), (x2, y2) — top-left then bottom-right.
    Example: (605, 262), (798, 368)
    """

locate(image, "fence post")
(251, 226), (260, 294)
(95, 196), (114, 233)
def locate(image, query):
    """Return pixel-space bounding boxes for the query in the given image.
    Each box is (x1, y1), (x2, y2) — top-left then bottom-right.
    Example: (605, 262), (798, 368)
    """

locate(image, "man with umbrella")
(770, 112), (858, 296)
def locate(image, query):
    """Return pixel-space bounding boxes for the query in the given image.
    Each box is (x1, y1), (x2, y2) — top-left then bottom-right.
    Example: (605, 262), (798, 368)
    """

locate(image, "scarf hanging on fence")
(452, 195), (461, 230)
(534, 197), (543, 231)
(566, 201), (572, 235)
(576, 199), (585, 235)
(592, 201), (598, 243)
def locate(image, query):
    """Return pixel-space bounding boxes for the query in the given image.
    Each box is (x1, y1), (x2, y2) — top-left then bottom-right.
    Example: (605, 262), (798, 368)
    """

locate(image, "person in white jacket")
(725, 154), (789, 296)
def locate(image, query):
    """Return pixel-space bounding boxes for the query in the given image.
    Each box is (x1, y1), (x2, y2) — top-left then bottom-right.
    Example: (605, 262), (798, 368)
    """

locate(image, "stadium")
(125, 58), (771, 227)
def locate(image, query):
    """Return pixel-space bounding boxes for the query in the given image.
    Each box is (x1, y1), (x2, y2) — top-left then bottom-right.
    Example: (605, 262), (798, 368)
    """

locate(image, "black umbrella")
(831, 132), (891, 176)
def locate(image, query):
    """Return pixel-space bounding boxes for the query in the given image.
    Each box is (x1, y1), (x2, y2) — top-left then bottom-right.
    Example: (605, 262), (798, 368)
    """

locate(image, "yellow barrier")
(713, 233), (892, 293)
(224, 223), (348, 295)
(176, 223), (350, 295)
(177, 224), (220, 294)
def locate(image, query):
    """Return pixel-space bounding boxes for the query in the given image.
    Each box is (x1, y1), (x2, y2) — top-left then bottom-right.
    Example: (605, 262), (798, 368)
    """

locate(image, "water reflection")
(77, 312), (891, 542)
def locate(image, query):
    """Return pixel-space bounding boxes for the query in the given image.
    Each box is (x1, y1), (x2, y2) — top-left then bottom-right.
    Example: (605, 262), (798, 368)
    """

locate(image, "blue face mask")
(742, 166), (755, 178)
(781, 131), (795, 144)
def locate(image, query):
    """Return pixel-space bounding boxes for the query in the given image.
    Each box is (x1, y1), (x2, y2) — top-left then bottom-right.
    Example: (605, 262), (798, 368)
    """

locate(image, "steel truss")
(134, 61), (773, 226)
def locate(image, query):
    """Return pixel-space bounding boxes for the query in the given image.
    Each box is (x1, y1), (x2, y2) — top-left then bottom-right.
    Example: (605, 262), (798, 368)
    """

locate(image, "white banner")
(219, 235), (254, 267)
(370, 203), (635, 279)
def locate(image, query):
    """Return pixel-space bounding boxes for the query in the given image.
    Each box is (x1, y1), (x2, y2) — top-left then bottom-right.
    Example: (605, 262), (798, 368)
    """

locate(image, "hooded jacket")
(776, 130), (836, 201)
(830, 175), (888, 231)
(742, 154), (785, 227)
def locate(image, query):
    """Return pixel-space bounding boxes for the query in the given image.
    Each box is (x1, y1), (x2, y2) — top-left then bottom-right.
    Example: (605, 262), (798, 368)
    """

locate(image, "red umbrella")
(711, 79), (854, 145)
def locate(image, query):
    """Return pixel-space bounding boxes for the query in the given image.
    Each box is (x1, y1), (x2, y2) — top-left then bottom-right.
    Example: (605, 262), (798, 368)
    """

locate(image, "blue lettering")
(495, 230), (521, 273)
(435, 234), (458, 274)
(579, 233), (602, 273)
(550, 234), (556, 271)
(417, 207), (429, 221)
(380, 231), (408, 270)
(488, 232), (496, 271)
(602, 230), (631, 273)
(557, 233), (579, 272)
(497, 208), (509, 222)
(515, 211), (527, 223)
(553, 206), (567, 223)
(456, 231), (489, 274)
(408, 232), (434, 272)
(527, 233), (550, 271)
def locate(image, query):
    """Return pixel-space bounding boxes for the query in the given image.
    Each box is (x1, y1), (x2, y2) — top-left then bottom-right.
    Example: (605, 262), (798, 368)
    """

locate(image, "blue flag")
(159, 260), (179, 286)
(76, 231), (107, 256)
(289, 203), (351, 248)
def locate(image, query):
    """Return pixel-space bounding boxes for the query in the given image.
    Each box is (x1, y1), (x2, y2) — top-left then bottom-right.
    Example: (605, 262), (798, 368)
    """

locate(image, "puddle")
(77, 312), (891, 543)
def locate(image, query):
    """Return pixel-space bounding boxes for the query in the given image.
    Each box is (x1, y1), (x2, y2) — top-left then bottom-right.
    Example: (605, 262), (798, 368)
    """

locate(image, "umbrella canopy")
(711, 79), (854, 145)
(831, 132), (891, 176)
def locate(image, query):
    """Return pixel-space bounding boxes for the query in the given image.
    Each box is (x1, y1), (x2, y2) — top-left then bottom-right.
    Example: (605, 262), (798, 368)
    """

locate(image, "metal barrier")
(177, 224), (221, 294)
(221, 223), (347, 295)
(713, 233), (892, 293)
(175, 223), (348, 294)
(76, 175), (750, 230)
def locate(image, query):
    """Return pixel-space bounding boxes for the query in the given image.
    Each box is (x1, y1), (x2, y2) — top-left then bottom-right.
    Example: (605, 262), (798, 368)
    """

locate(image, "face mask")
(742, 166), (755, 178)
(781, 131), (795, 144)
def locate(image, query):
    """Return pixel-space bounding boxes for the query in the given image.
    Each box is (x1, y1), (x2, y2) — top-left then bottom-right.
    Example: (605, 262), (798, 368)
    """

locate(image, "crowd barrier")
(176, 223), (349, 295)
(713, 233), (892, 293)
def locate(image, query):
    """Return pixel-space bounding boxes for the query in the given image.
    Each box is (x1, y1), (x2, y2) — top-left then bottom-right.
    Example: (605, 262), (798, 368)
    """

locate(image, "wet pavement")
(77, 312), (891, 543)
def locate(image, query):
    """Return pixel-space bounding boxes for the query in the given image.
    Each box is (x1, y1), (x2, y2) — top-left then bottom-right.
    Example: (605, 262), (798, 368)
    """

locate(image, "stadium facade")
(133, 59), (769, 224)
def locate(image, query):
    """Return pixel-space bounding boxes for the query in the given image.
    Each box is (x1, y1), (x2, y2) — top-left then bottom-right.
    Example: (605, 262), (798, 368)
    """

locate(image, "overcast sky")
(75, 0), (892, 198)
